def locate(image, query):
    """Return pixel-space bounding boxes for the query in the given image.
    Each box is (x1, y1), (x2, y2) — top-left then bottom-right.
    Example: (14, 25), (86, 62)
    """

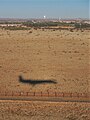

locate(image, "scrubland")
(0, 28), (89, 93)
(0, 28), (90, 120)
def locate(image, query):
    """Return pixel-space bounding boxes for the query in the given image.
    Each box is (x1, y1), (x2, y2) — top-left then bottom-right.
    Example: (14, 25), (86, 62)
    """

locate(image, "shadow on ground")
(19, 75), (57, 86)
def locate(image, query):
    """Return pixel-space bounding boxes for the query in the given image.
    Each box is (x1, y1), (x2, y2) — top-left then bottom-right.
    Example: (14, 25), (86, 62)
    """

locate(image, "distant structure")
(44, 15), (46, 19)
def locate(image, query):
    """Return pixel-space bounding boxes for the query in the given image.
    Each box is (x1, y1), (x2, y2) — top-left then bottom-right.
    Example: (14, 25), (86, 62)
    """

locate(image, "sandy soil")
(0, 28), (89, 93)
(0, 100), (90, 120)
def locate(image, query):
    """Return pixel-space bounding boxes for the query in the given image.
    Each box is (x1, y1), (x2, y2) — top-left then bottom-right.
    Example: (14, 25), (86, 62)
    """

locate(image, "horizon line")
(0, 17), (89, 20)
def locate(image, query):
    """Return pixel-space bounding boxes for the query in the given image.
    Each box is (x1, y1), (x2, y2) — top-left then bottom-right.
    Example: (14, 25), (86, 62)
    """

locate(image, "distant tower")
(44, 15), (46, 19)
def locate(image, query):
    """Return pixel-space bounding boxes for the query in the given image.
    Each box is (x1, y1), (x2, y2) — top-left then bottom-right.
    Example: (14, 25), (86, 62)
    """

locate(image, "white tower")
(44, 15), (46, 19)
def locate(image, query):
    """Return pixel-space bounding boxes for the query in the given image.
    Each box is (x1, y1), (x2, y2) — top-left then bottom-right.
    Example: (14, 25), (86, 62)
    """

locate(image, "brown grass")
(0, 100), (90, 120)
(0, 28), (89, 93)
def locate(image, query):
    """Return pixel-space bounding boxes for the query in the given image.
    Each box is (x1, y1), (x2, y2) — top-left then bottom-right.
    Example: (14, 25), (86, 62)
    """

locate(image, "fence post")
(77, 93), (79, 98)
(62, 92), (64, 97)
(70, 93), (72, 97)
(47, 92), (49, 97)
(20, 92), (21, 96)
(12, 91), (13, 96)
(55, 92), (57, 97)
(34, 92), (35, 96)
(26, 92), (28, 96)
(41, 91), (42, 97)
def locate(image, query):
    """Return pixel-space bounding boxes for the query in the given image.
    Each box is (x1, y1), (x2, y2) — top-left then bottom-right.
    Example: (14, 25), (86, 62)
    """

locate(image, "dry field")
(0, 28), (89, 93)
(0, 100), (90, 120)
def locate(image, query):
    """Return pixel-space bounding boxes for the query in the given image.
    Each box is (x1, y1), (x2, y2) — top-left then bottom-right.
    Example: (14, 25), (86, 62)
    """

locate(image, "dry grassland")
(0, 28), (89, 93)
(0, 100), (90, 120)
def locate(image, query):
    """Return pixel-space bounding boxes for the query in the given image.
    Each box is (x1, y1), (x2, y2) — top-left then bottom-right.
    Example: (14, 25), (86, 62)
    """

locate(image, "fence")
(0, 91), (89, 99)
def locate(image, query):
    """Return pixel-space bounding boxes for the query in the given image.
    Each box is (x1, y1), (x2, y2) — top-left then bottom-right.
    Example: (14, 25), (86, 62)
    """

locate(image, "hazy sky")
(0, 0), (89, 18)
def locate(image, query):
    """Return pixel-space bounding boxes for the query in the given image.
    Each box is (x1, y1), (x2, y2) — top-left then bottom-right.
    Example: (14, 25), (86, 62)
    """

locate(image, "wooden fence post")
(55, 92), (57, 97)
(20, 92), (21, 96)
(5, 92), (7, 96)
(34, 92), (35, 96)
(62, 92), (64, 97)
(47, 92), (49, 97)
(26, 92), (28, 96)
(77, 93), (79, 98)
(12, 91), (13, 96)
(70, 93), (72, 97)
(41, 91), (42, 97)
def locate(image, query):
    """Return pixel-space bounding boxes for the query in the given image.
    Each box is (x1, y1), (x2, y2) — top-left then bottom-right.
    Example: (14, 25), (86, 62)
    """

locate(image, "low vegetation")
(74, 23), (90, 29)
(1, 26), (31, 30)
(0, 21), (90, 30)
(22, 21), (74, 27)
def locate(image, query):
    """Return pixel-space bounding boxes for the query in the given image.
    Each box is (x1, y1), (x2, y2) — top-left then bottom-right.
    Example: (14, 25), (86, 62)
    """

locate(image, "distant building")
(0, 24), (21, 27)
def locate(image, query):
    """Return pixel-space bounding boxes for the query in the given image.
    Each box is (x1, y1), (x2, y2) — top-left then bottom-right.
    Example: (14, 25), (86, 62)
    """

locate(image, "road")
(0, 96), (90, 103)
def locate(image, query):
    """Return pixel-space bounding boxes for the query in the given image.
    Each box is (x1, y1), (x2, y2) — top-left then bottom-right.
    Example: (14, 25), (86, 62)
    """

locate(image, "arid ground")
(0, 28), (89, 93)
(0, 100), (90, 120)
(0, 28), (90, 120)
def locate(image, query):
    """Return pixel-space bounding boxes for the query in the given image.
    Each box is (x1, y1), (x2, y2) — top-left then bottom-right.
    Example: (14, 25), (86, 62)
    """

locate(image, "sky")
(0, 0), (89, 19)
